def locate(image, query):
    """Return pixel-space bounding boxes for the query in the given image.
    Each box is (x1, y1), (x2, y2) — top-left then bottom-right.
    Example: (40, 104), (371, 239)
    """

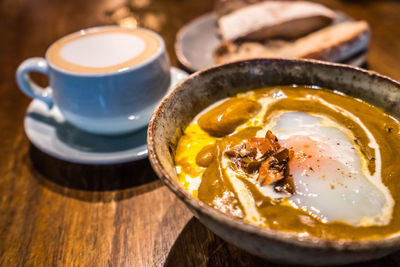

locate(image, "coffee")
(17, 26), (171, 135)
(47, 27), (161, 74)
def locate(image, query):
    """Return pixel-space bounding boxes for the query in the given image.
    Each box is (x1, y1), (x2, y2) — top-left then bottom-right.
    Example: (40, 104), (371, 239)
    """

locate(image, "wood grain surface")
(1, 0), (400, 266)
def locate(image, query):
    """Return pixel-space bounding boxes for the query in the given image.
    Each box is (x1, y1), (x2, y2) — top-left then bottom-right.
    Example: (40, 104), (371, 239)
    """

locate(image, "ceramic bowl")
(147, 58), (400, 265)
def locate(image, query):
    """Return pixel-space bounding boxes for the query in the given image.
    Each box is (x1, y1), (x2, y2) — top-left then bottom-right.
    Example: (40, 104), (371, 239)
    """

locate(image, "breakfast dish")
(175, 85), (400, 240)
(24, 67), (187, 164)
(175, 2), (368, 72)
(149, 58), (400, 264)
(148, 59), (400, 264)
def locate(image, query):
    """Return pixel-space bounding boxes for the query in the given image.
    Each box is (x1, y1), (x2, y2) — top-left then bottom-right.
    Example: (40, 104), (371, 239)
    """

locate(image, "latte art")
(47, 27), (161, 74)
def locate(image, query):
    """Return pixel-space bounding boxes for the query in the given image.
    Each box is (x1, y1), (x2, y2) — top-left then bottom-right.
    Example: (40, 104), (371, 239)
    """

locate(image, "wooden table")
(1, 0), (400, 266)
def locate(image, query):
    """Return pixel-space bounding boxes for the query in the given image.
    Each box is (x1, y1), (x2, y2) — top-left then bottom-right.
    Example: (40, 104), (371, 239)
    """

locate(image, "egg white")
(257, 111), (393, 226)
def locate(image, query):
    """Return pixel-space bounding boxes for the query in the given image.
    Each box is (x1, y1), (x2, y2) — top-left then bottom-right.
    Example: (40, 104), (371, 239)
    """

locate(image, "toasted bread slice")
(215, 21), (370, 64)
(218, 1), (336, 41)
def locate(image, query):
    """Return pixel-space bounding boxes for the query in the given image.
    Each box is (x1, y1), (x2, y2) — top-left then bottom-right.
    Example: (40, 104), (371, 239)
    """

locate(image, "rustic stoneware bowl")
(147, 58), (400, 265)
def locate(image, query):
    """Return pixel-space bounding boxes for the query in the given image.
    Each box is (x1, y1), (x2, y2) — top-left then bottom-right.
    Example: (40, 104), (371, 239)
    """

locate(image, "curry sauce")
(175, 86), (400, 240)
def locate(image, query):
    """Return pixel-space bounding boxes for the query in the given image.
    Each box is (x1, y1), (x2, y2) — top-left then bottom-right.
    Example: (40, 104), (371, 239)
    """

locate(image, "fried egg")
(258, 111), (394, 226)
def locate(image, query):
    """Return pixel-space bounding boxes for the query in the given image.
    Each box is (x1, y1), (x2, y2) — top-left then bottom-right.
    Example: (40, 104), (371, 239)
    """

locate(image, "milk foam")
(60, 33), (146, 68)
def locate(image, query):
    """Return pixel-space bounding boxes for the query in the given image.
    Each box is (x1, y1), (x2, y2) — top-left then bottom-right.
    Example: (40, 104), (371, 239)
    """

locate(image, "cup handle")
(16, 57), (53, 109)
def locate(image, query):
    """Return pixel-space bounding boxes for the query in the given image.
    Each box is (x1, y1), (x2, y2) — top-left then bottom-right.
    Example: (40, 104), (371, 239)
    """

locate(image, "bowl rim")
(148, 58), (400, 251)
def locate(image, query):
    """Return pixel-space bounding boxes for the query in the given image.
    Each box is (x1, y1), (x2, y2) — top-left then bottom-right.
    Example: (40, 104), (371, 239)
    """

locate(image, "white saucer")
(24, 67), (188, 165)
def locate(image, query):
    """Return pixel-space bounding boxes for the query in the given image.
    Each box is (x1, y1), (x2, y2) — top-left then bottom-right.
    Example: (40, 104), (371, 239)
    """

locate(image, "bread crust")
(215, 21), (371, 64)
(218, 1), (336, 41)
